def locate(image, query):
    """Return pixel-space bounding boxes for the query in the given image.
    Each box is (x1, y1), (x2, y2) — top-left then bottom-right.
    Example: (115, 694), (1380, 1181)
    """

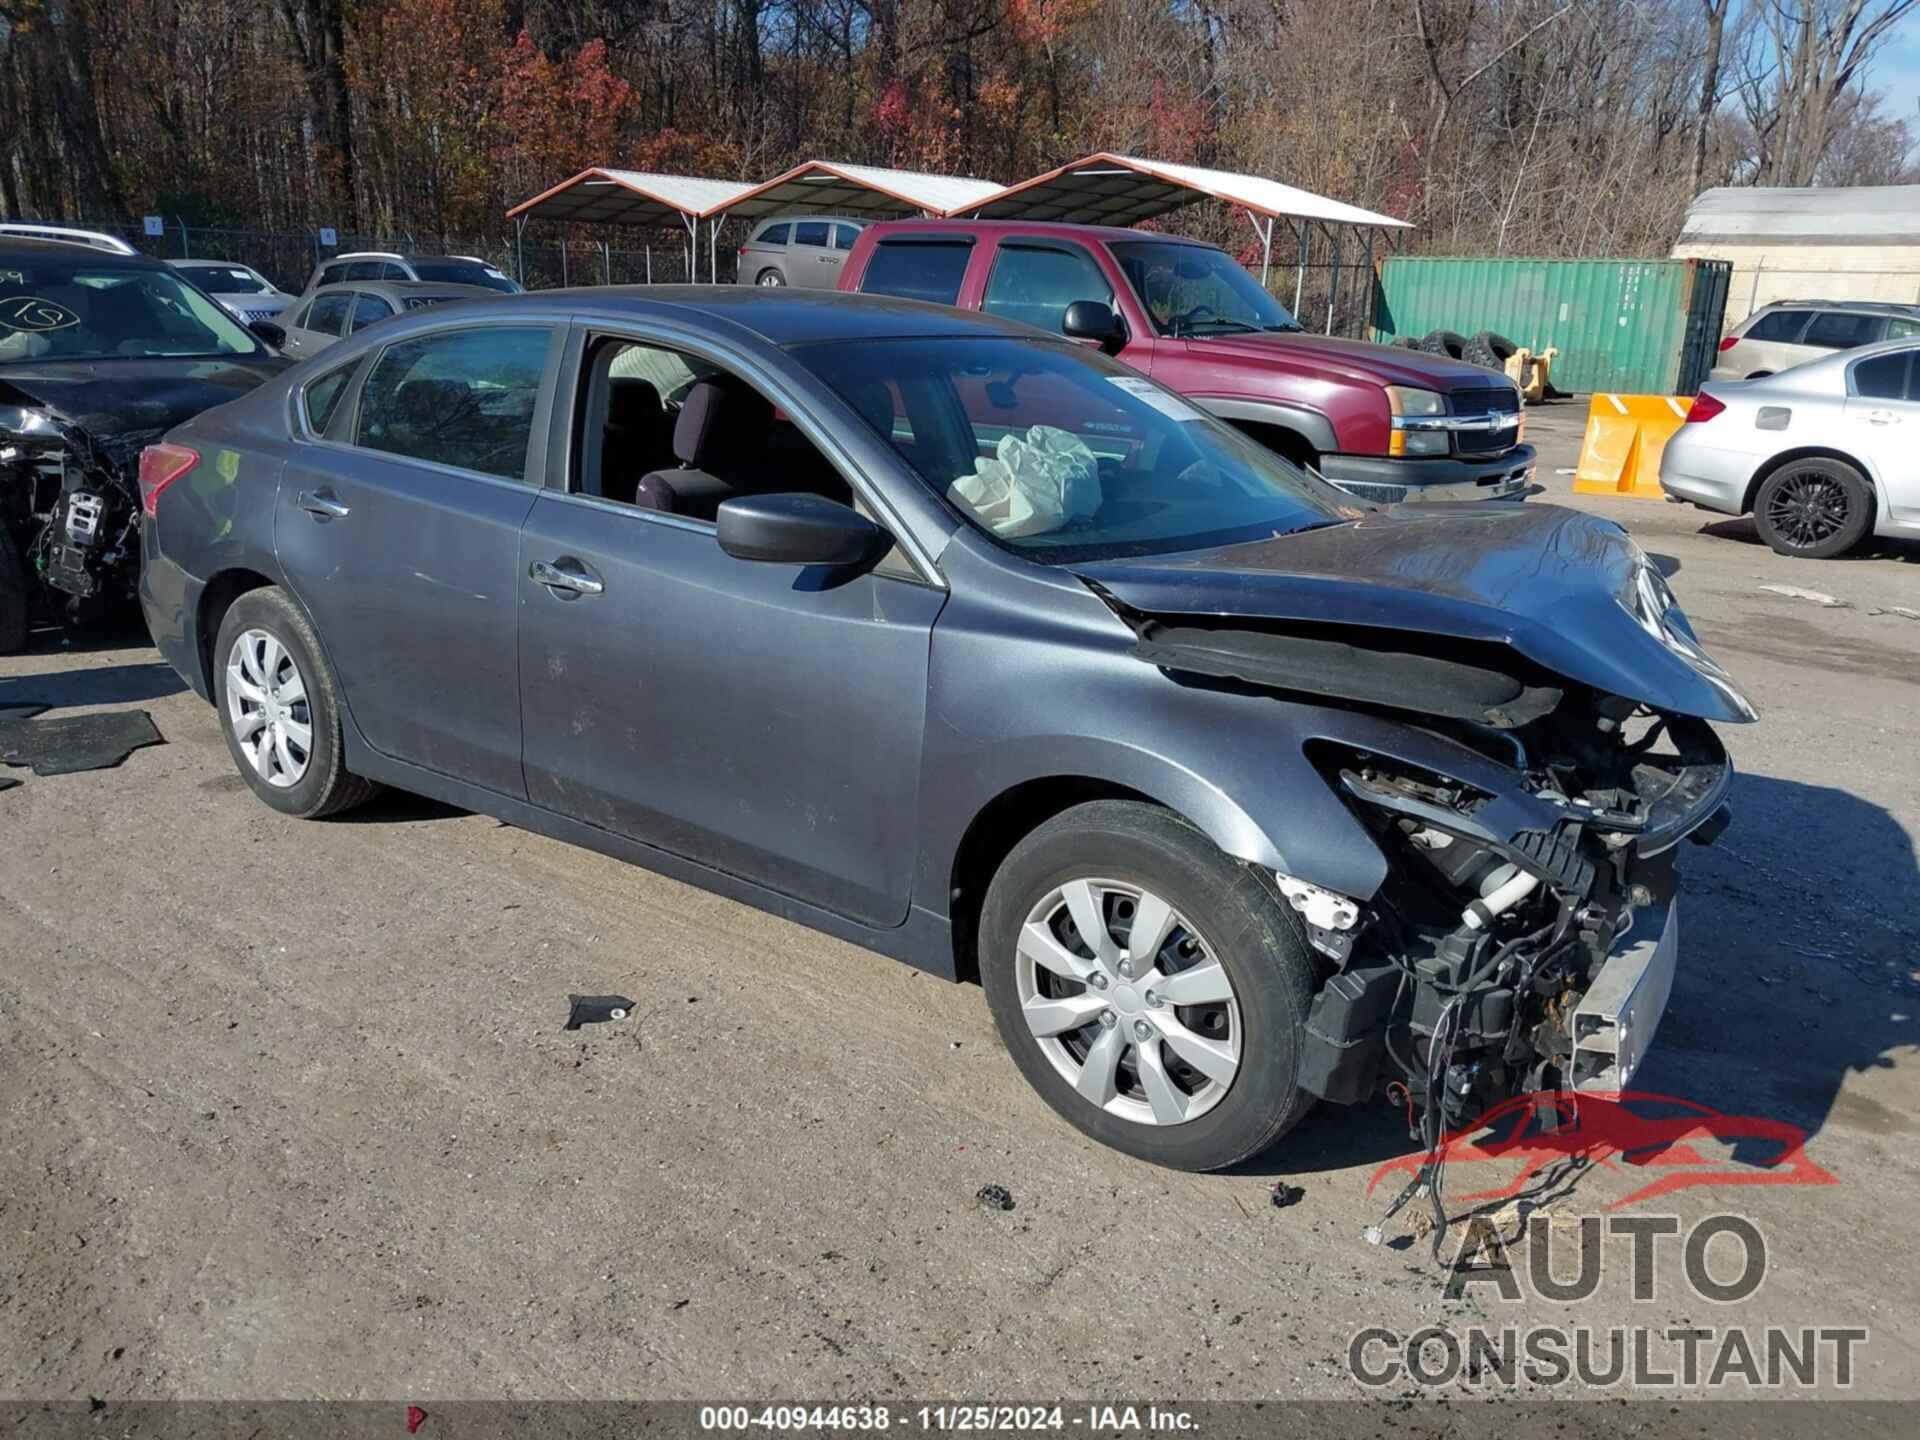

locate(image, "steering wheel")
(1170, 303), (1217, 336)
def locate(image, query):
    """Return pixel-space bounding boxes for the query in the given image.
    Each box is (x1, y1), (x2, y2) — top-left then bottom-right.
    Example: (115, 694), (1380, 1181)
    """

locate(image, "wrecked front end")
(1079, 515), (1753, 1209)
(0, 381), (154, 643)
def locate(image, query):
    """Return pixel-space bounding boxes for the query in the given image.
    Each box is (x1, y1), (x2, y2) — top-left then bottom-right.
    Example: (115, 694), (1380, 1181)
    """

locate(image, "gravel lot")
(3, 399), (1917, 1411)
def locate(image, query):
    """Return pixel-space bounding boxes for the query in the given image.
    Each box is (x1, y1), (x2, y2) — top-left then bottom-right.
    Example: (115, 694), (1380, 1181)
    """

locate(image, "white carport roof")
(505, 168), (756, 227)
(709, 161), (1004, 221)
(949, 152), (1409, 230)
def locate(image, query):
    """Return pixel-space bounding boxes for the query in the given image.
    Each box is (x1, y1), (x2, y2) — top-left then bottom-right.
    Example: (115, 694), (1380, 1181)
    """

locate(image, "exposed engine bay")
(0, 381), (153, 648)
(1094, 573), (1740, 1248)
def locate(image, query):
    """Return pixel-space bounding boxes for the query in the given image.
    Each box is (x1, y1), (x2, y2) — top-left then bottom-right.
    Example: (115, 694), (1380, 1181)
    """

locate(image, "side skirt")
(342, 730), (961, 982)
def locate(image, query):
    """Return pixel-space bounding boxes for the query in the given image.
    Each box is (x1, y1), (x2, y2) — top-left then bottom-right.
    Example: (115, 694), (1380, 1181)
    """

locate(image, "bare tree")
(1739, 0), (1920, 186)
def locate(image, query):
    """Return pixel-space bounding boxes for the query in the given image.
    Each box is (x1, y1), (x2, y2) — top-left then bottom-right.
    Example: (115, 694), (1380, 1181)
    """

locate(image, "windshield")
(408, 261), (520, 293)
(792, 336), (1354, 563)
(182, 265), (272, 295)
(0, 259), (264, 362)
(1111, 241), (1302, 338)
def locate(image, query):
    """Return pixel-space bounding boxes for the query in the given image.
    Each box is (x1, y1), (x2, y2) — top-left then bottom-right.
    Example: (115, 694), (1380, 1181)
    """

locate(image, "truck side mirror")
(1062, 300), (1126, 355)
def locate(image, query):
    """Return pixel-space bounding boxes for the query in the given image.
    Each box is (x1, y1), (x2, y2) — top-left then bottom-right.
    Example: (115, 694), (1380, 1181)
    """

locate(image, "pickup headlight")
(1385, 386), (1451, 456)
(1386, 386), (1446, 417)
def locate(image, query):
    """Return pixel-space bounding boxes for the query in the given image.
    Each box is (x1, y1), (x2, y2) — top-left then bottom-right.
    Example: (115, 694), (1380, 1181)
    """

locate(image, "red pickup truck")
(836, 219), (1534, 503)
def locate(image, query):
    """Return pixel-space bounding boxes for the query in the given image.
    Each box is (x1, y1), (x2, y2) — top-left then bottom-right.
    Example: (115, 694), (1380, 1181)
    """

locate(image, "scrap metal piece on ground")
(976, 1183), (1015, 1212)
(0, 708), (162, 776)
(563, 993), (636, 1030)
(1271, 1182), (1305, 1209)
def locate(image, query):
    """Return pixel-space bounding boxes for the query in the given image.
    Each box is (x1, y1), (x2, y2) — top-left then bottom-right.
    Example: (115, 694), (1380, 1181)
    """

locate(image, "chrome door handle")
(530, 558), (604, 596)
(1868, 409), (1899, 425)
(297, 490), (350, 520)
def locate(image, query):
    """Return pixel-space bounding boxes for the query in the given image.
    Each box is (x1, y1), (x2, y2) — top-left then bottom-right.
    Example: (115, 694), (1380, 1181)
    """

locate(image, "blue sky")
(1871, 22), (1920, 127)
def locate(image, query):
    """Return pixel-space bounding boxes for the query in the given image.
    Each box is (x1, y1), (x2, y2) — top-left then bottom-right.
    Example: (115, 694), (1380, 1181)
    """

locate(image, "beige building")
(1672, 184), (1920, 323)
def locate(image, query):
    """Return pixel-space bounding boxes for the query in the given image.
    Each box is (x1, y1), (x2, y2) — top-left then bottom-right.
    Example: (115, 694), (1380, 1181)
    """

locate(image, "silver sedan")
(1661, 336), (1920, 558)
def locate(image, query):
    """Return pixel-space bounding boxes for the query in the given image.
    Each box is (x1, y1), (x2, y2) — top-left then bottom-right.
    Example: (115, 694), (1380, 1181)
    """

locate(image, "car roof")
(751, 215), (865, 229)
(0, 237), (168, 271)
(307, 280), (502, 301)
(858, 217), (1216, 249)
(369, 284), (1059, 346)
(1758, 298), (1920, 316)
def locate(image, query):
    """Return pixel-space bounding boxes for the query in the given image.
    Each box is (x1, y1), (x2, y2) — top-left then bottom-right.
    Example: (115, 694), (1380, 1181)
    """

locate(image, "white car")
(1661, 336), (1920, 558)
(167, 259), (296, 325)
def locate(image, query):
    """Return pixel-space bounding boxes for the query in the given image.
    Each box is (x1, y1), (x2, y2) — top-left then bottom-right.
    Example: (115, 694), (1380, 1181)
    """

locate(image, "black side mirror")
(248, 318), (287, 348)
(716, 492), (883, 567)
(1062, 300), (1125, 354)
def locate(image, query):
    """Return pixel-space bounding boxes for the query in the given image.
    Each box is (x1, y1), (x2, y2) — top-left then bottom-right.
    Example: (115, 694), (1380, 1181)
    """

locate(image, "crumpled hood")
(1073, 503), (1757, 723)
(0, 357), (286, 442)
(1184, 332), (1504, 392)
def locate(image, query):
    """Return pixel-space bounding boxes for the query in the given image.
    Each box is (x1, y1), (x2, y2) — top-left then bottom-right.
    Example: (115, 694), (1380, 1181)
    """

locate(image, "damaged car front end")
(0, 240), (283, 652)
(1072, 501), (1752, 1192)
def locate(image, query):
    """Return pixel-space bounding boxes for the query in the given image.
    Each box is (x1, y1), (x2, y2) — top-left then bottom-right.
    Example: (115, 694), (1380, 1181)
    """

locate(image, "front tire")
(1753, 457), (1873, 559)
(213, 587), (376, 818)
(979, 801), (1316, 1171)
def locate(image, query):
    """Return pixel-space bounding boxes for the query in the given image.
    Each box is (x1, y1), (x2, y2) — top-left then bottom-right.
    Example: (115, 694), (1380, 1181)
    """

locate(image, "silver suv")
(300, 251), (520, 295)
(734, 217), (864, 288)
(1713, 299), (1920, 380)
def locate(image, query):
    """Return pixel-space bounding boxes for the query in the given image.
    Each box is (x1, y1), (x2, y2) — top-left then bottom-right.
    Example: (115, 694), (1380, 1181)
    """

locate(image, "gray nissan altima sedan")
(138, 287), (1752, 1178)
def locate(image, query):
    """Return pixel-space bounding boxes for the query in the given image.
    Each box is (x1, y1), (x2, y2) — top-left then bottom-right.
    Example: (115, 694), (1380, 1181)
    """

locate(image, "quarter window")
(1886, 317), (1920, 340)
(355, 325), (550, 481)
(859, 240), (972, 305)
(302, 361), (357, 434)
(983, 245), (1115, 337)
(1803, 310), (1883, 350)
(756, 223), (790, 247)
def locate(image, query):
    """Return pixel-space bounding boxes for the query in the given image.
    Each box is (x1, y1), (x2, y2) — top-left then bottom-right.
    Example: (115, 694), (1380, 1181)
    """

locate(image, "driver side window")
(981, 245), (1114, 337)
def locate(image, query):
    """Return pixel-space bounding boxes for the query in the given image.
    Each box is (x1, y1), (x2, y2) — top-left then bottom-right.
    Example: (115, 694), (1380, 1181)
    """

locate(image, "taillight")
(138, 442), (199, 517)
(1684, 392), (1726, 424)
(1717, 335), (1739, 351)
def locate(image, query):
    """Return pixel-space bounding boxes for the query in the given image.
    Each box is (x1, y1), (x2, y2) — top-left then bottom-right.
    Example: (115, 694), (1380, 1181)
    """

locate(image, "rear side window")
(1743, 309), (1811, 343)
(1851, 350), (1914, 401)
(859, 240), (972, 306)
(302, 361), (357, 435)
(1804, 310), (1883, 350)
(755, 223), (790, 247)
(795, 221), (830, 248)
(349, 292), (394, 332)
(305, 293), (353, 335)
(983, 245), (1114, 335)
(355, 325), (550, 480)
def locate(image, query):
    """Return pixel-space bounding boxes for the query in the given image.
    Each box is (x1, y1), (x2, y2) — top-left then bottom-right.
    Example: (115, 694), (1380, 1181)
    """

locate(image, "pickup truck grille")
(1451, 387), (1521, 457)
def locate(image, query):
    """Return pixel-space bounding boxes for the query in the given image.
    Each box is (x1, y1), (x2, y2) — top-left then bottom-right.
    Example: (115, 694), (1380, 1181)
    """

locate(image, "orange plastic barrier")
(1572, 393), (1694, 499)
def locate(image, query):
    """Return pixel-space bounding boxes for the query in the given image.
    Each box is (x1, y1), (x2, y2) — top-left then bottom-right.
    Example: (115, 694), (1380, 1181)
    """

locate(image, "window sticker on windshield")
(0, 296), (79, 332)
(1107, 374), (1205, 422)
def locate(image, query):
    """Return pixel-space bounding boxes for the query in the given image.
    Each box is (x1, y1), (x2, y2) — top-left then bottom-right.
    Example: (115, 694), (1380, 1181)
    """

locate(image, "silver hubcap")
(1016, 878), (1241, 1126)
(225, 628), (312, 789)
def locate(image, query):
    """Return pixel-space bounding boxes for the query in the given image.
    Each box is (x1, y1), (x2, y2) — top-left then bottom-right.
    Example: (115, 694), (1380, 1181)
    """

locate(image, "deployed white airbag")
(948, 425), (1100, 537)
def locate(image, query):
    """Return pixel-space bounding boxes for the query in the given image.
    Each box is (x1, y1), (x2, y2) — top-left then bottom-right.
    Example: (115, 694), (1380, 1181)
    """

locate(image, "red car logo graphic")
(1366, 1090), (1839, 1211)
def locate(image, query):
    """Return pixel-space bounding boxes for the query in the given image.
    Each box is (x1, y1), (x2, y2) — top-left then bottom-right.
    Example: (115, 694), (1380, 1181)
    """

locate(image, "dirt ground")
(3, 400), (1917, 1413)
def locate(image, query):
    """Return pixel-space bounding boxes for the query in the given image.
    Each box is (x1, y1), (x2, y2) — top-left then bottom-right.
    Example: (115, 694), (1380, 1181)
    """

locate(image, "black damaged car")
(0, 236), (287, 652)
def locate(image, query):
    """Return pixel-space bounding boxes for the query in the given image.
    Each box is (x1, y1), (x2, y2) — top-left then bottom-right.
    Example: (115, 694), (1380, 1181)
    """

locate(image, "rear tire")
(979, 801), (1316, 1172)
(213, 587), (376, 818)
(0, 523), (28, 655)
(1752, 457), (1874, 559)
(756, 269), (786, 287)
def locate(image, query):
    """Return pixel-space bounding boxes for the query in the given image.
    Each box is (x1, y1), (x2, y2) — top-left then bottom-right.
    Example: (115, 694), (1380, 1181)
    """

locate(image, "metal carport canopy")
(949, 153), (1410, 302)
(505, 168), (758, 281)
(711, 160), (1004, 221)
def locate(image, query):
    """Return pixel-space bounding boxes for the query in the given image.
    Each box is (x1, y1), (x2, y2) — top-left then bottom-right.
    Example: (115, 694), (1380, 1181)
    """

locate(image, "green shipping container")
(1371, 257), (1732, 396)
